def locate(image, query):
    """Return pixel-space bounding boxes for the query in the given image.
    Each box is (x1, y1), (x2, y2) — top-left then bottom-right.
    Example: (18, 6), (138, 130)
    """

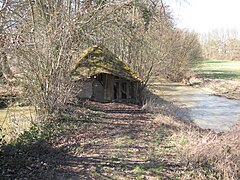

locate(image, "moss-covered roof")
(71, 45), (140, 81)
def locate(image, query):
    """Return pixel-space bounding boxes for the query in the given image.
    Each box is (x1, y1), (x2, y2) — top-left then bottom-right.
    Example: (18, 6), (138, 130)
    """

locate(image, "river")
(150, 82), (240, 132)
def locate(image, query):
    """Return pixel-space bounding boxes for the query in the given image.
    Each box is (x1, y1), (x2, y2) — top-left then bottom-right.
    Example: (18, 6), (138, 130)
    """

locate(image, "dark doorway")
(114, 82), (119, 100)
(121, 82), (127, 99)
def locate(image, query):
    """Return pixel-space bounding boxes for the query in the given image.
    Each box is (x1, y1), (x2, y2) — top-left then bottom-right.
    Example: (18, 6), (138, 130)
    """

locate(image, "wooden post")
(118, 82), (122, 100)
(104, 74), (114, 101)
(126, 81), (130, 99)
(104, 74), (108, 101)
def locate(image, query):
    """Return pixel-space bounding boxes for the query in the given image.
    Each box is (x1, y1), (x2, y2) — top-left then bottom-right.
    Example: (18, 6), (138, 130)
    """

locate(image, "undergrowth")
(179, 122), (240, 179)
(0, 104), (103, 176)
(153, 112), (240, 179)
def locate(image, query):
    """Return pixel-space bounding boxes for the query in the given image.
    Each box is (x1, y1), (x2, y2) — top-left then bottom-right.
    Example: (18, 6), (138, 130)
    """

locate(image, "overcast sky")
(166, 0), (240, 34)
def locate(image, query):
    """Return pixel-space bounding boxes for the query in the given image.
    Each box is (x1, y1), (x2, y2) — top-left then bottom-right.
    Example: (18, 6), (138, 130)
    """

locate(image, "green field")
(195, 59), (240, 79)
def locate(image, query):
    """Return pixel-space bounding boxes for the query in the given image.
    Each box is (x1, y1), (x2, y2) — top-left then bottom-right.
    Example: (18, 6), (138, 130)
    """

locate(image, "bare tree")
(200, 28), (240, 60)
(1, 0), (202, 119)
(6, 1), (119, 118)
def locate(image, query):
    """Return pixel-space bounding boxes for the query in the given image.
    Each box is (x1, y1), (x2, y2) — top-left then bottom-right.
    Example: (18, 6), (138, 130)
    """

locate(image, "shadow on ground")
(1, 100), (186, 179)
(1, 141), (181, 179)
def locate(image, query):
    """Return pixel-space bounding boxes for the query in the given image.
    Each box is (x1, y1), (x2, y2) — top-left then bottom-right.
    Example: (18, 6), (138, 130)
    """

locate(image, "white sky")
(166, 0), (240, 33)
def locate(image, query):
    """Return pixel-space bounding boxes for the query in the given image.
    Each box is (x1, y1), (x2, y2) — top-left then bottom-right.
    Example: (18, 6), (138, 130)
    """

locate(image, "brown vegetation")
(154, 113), (240, 179)
(203, 79), (240, 100)
(179, 122), (240, 179)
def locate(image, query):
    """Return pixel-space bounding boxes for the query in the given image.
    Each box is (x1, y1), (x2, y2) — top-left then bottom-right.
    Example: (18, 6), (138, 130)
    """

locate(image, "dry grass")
(0, 106), (35, 143)
(204, 79), (240, 100)
(149, 96), (240, 179)
(142, 90), (191, 122)
(177, 122), (240, 179)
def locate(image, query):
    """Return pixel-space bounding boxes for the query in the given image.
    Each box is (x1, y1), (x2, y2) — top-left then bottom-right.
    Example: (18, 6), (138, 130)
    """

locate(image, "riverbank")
(201, 78), (240, 100)
(149, 82), (240, 132)
(194, 59), (240, 100)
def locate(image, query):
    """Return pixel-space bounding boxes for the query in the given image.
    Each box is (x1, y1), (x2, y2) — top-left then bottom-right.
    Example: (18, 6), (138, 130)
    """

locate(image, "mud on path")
(1, 101), (187, 179)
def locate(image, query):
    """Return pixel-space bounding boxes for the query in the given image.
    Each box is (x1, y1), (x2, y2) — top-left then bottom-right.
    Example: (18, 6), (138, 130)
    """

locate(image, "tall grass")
(178, 122), (240, 179)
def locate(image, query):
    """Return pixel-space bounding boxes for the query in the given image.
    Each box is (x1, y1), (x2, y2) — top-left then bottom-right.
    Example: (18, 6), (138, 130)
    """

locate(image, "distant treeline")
(200, 28), (240, 60)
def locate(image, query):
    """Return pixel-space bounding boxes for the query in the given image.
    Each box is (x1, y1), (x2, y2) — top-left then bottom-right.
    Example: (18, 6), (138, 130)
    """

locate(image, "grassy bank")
(194, 59), (240, 100)
(195, 59), (240, 79)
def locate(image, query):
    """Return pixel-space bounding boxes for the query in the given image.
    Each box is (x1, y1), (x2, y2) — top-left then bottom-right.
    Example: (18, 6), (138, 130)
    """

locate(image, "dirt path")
(52, 102), (183, 179)
(1, 101), (186, 179)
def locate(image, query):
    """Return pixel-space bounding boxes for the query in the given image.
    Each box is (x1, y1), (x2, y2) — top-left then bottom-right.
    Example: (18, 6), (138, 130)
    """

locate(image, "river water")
(150, 83), (240, 132)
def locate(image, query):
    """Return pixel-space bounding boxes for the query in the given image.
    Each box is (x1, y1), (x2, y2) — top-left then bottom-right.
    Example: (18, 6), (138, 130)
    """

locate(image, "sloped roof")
(71, 45), (140, 81)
